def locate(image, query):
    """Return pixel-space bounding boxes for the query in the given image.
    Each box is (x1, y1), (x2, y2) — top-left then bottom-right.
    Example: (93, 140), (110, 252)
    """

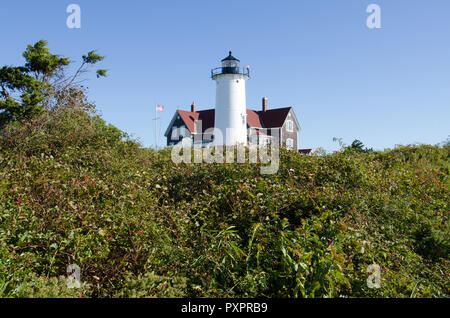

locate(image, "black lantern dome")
(211, 51), (250, 78)
(221, 51), (240, 67)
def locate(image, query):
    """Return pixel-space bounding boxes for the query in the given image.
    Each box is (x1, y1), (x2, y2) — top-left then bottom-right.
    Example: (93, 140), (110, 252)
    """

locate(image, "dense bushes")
(0, 105), (448, 297)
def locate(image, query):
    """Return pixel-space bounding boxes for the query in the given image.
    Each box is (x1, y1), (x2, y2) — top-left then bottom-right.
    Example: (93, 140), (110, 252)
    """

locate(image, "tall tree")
(351, 139), (365, 151)
(0, 40), (107, 127)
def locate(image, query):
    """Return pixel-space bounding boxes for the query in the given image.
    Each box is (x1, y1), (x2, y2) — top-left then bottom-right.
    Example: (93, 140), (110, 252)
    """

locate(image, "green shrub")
(117, 273), (187, 298)
(0, 105), (448, 298)
(2, 274), (90, 298)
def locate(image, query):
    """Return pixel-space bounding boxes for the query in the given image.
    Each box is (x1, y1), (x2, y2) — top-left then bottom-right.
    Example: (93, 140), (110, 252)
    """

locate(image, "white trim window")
(286, 138), (294, 149)
(286, 120), (294, 132)
(171, 126), (188, 140)
(171, 126), (179, 140)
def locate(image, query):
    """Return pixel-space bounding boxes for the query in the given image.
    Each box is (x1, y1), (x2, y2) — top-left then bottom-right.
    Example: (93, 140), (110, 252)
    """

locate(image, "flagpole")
(155, 103), (158, 151)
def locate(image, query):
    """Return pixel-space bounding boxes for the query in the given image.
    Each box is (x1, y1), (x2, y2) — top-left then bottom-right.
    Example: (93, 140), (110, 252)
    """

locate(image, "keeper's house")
(164, 52), (301, 149)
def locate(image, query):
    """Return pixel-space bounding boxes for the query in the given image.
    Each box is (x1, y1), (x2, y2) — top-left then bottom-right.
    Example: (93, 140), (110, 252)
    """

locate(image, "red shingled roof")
(178, 109), (215, 133)
(176, 107), (292, 133)
(246, 109), (264, 128)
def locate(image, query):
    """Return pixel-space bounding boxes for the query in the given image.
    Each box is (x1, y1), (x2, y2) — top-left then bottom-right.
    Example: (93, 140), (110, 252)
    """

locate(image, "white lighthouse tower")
(211, 51), (250, 146)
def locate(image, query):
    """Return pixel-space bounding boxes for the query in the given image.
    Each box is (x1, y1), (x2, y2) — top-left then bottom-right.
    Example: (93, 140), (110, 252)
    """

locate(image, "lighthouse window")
(222, 60), (238, 68)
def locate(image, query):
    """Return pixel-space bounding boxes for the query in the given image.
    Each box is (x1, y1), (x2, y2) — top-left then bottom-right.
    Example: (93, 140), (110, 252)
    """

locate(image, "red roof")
(246, 109), (264, 128)
(178, 109), (215, 133)
(176, 107), (292, 133)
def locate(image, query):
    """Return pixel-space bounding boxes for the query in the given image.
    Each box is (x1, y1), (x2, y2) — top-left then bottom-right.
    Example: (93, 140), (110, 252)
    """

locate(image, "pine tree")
(0, 40), (107, 127)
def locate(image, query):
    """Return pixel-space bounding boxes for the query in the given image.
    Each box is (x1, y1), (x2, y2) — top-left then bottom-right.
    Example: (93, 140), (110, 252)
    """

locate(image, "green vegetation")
(0, 103), (448, 298)
(0, 41), (448, 298)
(0, 40), (106, 128)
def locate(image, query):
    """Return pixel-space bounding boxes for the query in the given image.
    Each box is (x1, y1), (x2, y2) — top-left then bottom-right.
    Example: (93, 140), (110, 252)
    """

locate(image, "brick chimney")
(191, 101), (196, 113)
(262, 97), (268, 112)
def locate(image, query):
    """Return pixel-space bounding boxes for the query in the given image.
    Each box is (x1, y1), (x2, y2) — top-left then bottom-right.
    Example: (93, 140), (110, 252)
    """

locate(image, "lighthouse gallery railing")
(211, 67), (250, 78)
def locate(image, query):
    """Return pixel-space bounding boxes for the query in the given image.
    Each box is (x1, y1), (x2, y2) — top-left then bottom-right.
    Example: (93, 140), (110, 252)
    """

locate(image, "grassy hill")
(0, 105), (448, 298)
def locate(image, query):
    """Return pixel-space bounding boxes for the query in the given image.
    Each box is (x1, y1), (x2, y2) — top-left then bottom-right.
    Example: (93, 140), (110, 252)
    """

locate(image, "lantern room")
(211, 51), (250, 78)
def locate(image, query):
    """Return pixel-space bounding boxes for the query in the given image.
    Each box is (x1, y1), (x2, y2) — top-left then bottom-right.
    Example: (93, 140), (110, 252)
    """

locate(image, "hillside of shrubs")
(0, 104), (448, 298)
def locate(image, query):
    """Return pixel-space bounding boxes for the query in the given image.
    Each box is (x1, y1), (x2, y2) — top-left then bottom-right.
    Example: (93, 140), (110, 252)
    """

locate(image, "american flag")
(156, 104), (164, 112)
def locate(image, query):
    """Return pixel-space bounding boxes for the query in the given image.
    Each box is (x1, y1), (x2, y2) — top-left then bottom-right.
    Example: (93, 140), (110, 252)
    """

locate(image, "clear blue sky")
(1, 0), (449, 151)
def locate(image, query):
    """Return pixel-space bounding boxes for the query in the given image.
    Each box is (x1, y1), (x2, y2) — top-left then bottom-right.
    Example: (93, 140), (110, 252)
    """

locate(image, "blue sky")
(1, 0), (449, 151)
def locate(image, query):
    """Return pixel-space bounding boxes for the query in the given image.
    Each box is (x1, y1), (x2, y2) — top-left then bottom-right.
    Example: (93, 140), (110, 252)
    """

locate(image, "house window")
(286, 138), (294, 149)
(180, 127), (187, 137)
(171, 126), (188, 140)
(286, 120), (294, 132)
(171, 126), (178, 140)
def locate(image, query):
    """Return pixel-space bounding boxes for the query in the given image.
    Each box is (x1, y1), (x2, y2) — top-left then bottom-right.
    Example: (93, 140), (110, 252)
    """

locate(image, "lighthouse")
(211, 51), (250, 146)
